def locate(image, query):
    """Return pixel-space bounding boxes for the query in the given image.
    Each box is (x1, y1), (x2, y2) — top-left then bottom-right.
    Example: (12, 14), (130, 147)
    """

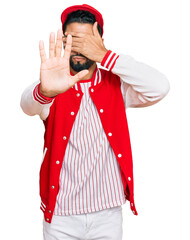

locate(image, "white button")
(91, 88), (94, 92)
(56, 160), (60, 164)
(49, 210), (51, 213)
(118, 154), (122, 158)
(76, 93), (80, 97)
(131, 203), (133, 207)
(133, 210), (136, 214)
(46, 218), (49, 221)
(128, 177), (131, 181)
(108, 132), (112, 136)
(71, 112), (75, 115)
(100, 109), (104, 113)
(63, 136), (67, 140)
(51, 186), (55, 189)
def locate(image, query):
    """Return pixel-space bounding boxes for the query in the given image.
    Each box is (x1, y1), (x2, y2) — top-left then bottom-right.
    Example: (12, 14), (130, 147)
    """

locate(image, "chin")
(70, 59), (95, 72)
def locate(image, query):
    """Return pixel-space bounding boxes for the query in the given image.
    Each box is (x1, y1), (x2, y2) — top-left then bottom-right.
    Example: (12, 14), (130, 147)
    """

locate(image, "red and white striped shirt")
(53, 67), (126, 215)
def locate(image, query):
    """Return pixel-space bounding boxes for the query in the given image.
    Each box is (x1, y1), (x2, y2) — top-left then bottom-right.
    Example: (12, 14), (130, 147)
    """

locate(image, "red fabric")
(110, 55), (119, 71)
(40, 68), (138, 224)
(101, 50), (119, 70)
(61, 4), (104, 37)
(101, 50), (112, 66)
(33, 83), (54, 104)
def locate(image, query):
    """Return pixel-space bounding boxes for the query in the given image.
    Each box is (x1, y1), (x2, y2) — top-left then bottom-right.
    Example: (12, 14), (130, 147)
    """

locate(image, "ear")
(93, 22), (101, 38)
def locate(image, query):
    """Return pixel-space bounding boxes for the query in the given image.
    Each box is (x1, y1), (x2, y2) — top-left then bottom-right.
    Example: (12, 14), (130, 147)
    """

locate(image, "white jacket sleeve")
(20, 80), (55, 121)
(101, 50), (170, 108)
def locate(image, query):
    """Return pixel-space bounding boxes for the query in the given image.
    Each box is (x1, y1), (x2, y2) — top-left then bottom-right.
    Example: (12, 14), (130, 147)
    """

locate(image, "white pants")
(43, 205), (123, 240)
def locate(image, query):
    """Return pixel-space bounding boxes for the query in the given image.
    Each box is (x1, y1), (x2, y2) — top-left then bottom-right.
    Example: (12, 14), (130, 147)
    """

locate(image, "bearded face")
(69, 53), (95, 72)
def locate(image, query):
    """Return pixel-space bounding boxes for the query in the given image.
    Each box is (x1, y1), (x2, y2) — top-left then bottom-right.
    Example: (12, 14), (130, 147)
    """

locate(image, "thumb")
(71, 69), (89, 84)
(93, 22), (100, 38)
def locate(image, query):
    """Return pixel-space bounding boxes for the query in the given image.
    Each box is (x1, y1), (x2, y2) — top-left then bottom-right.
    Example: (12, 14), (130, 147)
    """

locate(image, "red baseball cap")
(61, 4), (104, 37)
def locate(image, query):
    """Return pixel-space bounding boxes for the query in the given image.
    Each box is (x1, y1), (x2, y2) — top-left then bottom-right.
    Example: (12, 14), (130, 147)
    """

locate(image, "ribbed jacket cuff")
(33, 83), (54, 104)
(101, 50), (119, 71)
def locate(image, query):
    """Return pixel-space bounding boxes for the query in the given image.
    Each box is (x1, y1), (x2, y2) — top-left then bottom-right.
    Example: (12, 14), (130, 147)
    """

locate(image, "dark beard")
(70, 54), (95, 72)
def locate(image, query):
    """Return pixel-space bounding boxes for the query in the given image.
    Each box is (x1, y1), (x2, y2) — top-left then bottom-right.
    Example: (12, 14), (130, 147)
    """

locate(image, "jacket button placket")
(48, 185), (55, 220)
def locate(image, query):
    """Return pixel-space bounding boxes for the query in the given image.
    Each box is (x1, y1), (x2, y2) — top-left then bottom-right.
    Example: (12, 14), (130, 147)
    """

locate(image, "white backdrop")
(0, 0), (189, 239)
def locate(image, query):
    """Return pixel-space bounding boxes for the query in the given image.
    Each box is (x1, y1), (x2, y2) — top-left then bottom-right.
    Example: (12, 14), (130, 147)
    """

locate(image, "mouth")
(72, 56), (86, 61)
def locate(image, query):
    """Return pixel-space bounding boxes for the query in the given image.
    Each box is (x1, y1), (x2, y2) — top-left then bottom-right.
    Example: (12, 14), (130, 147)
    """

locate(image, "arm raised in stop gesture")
(39, 29), (89, 98)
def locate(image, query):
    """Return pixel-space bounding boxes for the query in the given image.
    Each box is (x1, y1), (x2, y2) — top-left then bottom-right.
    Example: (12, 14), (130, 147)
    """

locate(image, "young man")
(20, 4), (170, 240)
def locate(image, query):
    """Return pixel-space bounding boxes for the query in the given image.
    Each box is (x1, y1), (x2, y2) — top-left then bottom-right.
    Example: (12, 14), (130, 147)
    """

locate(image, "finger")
(49, 32), (55, 58)
(65, 32), (85, 38)
(71, 37), (83, 43)
(71, 46), (81, 53)
(72, 69), (89, 84)
(63, 34), (72, 60)
(39, 40), (47, 63)
(55, 29), (63, 57)
(71, 41), (83, 48)
(62, 37), (83, 45)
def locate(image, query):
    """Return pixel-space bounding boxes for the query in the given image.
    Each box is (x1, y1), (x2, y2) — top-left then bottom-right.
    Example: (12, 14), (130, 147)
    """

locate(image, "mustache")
(71, 54), (87, 59)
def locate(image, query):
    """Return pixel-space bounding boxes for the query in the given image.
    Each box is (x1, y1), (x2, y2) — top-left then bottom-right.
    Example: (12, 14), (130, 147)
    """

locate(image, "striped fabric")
(101, 50), (119, 70)
(53, 68), (126, 216)
(33, 83), (54, 104)
(40, 200), (47, 213)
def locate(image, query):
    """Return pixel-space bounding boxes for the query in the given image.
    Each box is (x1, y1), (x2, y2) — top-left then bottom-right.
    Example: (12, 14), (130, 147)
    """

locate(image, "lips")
(73, 56), (86, 61)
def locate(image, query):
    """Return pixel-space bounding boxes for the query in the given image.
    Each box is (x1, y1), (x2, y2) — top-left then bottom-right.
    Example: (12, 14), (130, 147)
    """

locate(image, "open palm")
(39, 29), (88, 98)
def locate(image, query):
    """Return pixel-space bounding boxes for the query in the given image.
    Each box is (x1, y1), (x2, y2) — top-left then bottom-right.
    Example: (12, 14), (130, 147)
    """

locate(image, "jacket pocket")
(41, 147), (48, 164)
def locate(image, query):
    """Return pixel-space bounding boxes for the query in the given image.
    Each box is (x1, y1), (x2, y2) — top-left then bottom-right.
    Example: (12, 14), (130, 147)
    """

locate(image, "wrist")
(33, 83), (55, 105)
(97, 49), (109, 63)
(39, 84), (58, 98)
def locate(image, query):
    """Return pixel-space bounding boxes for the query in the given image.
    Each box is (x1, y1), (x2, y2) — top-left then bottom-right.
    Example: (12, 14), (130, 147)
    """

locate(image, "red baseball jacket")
(20, 50), (170, 224)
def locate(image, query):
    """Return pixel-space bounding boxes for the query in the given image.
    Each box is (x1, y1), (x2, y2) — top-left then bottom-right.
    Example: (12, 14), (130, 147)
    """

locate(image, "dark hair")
(63, 10), (103, 37)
